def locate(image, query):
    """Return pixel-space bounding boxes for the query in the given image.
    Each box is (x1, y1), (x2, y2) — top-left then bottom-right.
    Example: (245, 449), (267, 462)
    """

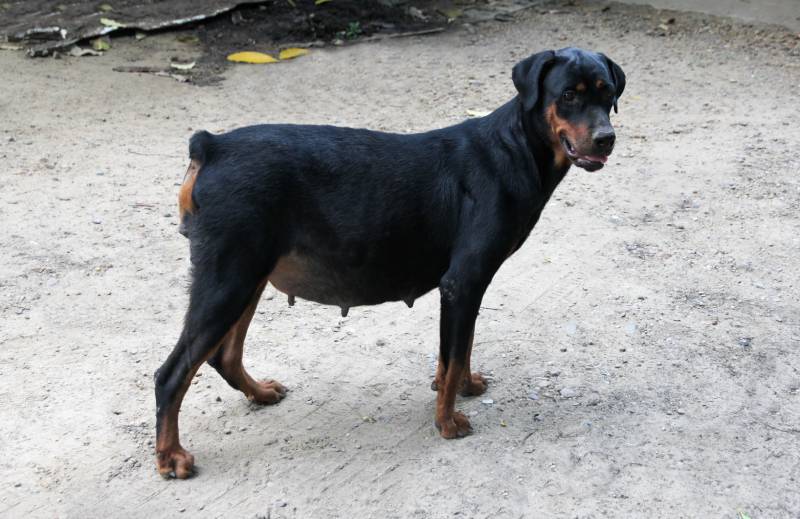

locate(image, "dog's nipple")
(340, 306), (349, 317)
(288, 294), (295, 307)
(404, 297), (415, 308)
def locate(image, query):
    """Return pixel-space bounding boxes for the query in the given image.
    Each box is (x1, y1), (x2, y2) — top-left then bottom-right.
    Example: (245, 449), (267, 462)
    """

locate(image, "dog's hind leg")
(207, 280), (287, 404)
(153, 256), (265, 479)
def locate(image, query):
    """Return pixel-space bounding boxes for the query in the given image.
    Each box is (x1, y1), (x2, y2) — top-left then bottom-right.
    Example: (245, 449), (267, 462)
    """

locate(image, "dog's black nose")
(593, 130), (615, 152)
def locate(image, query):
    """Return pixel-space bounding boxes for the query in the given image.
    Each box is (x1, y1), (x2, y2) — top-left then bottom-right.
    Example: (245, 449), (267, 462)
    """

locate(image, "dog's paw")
(435, 411), (472, 439)
(156, 446), (195, 479)
(460, 372), (488, 397)
(248, 379), (287, 405)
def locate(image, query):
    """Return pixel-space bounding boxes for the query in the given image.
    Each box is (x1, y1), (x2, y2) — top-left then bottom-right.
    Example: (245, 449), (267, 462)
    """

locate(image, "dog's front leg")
(434, 266), (489, 438)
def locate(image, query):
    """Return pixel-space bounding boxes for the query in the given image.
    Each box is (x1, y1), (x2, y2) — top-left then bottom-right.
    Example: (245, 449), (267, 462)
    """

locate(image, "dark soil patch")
(190, 0), (448, 84)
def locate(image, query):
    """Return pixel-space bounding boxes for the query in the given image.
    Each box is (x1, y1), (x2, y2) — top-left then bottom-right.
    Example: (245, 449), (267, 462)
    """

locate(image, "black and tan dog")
(155, 47), (625, 478)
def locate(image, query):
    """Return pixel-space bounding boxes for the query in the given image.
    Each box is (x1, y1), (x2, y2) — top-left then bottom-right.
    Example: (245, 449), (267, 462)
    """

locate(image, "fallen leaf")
(134, 31), (147, 40)
(279, 47), (309, 60)
(99, 3), (113, 12)
(227, 51), (278, 64)
(69, 46), (102, 57)
(170, 60), (196, 71)
(176, 34), (200, 44)
(99, 17), (124, 28)
(315, 0), (331, 4)
(91, 37), (111, 51)
(466, 109), (490, 117)
(438, 7), (462, 20)
(0, 42), (23, 51)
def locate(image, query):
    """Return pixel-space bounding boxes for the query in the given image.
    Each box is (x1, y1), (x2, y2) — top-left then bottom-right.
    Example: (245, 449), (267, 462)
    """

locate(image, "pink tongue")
(582, 155), (608, 163)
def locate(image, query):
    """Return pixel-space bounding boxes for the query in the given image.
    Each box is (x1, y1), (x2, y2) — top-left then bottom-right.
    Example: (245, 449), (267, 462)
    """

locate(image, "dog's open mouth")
(560, 134), (608, 172)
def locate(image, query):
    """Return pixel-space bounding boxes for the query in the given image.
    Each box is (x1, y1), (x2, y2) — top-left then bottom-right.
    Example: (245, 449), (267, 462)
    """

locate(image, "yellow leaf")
(279, 47), (309, 60)
(99, 3), (113, 12)
(227, 51), (278, 64)
(315, 0), (331, 4)
(90, 37), (110, 51)
(99, 17), (124, 28)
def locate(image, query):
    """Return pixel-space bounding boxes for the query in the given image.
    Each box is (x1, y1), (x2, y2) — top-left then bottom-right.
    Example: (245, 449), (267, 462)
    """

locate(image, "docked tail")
(178, 131), (214, 237)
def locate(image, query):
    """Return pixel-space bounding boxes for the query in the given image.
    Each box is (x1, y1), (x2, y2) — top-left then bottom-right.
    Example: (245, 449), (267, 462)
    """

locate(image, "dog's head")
(513, 47), (626, 172)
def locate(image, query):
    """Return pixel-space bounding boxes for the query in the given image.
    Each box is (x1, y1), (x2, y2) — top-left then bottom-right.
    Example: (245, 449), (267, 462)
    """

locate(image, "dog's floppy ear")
(601, 54), (626, 113)
(512, 50), (555, 112)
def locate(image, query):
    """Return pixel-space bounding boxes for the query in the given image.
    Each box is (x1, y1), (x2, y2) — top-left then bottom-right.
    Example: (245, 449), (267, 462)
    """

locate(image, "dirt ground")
(1, 1), (799, 517)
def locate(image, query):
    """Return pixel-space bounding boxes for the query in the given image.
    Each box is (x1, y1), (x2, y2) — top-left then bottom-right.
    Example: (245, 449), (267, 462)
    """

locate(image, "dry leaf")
(99, 17), (124, 28)
(69, 46), (102, 57)
(91, 37), (111, 51)
(279, 47), (309, 60)
(170, 61), (196, 71)
(176, 34), (200, 44)
(227, 51), (278, 64)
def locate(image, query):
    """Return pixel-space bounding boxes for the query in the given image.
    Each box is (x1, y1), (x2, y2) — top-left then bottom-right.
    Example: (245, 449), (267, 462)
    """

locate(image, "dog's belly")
(269, 252), (436, 311)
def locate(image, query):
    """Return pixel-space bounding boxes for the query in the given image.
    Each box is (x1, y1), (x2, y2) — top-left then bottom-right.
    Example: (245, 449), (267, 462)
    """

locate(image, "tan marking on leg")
(435, 360), (472, 439)
(216, 279), (287, 404)
(156, 344), (221, 479)
(460, 328), (487, 397)
(431, 354), (444, 391)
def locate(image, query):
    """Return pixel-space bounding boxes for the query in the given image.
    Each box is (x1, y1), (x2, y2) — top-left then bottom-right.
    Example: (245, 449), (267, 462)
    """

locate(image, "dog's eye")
(562, 90), (577, 103)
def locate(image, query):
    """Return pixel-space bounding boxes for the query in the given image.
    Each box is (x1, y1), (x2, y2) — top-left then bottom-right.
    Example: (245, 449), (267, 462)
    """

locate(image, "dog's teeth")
(340, 306), (349, 317)
(288, 294), (295, 307)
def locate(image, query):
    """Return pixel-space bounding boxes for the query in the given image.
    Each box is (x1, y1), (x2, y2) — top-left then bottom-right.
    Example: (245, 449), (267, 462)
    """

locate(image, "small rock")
(274, 500), (287, 508)
(585, 393), (601, 406)
(625, 322), (638, 335)
(738, 337), (753, 348)
(559, 387), (581, 399)
(14, 482), (21, 487)
(527, 391), (540, 401)
(564, 321), (578, 335)
(216, 396), (222, 402)
(481, 398), (494, 405)
(92, 217), (102, 225)
(676, 408), (686, 415)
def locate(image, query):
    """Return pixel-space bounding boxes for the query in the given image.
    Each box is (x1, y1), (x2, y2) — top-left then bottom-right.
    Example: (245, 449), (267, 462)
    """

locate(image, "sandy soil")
(1, 1), (799, 517)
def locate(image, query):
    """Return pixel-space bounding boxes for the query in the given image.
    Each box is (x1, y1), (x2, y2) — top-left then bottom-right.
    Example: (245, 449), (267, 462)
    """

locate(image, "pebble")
(676, 408), (686, 415)
(585, 393), (601, 406)
(738, 337), (752, 348)
(564, 321), (577, 335)
(92, 217), (102, 224)
(274, 500), (287, 508)
(527, 391), (540, 400)
(625, 322), (638, 335)
(559, 387), (581, 399)
(481, 398), (494, 405)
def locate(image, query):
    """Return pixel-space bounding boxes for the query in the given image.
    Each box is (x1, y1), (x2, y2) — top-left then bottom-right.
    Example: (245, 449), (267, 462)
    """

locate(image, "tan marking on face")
(575, 82), (587, 92)
(545, 103), (594, 169)
(596, 79), (605, 89)
(178, 159), (200, 221)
